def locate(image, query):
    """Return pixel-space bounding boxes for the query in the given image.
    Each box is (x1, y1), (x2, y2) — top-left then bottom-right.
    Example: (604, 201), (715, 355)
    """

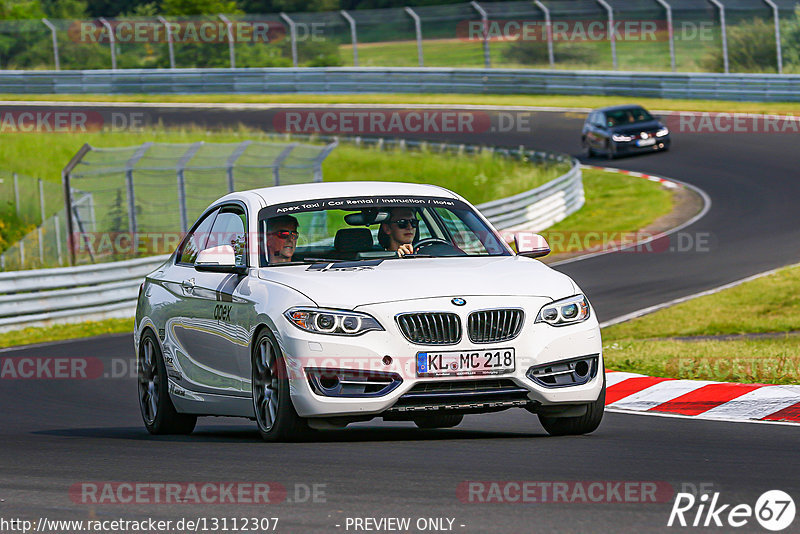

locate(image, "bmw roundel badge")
(451, 298), (466, 306)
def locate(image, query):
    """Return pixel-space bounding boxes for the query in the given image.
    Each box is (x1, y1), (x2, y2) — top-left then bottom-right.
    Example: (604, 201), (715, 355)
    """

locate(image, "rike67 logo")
(668, 490), (795, 531)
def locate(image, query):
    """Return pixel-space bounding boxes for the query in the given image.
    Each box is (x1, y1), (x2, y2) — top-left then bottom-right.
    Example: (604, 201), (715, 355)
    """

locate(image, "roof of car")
(220, 181), (462, 208)
(594, 104), (647, 113)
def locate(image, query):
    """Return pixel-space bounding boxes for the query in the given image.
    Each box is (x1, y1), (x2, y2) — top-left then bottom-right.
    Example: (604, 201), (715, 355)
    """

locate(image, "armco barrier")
(2, 68), (800, 102)
(0, 146), (581, 332)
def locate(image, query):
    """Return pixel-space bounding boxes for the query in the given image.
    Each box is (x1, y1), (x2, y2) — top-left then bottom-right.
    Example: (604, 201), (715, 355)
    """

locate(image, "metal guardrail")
(3, 67), (800, 102)
(0, 254), (168, 331)
(478, 159), (583, 233)
(0, 143), (582, 332)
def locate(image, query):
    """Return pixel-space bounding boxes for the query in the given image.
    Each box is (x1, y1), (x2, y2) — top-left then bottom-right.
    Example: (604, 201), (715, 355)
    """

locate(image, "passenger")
(266, 215), (299, 264)
(378, 208), (417, 258)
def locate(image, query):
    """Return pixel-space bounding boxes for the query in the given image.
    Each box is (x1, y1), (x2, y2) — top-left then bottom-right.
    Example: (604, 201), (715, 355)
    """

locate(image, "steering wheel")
(412, 237), (467, 257)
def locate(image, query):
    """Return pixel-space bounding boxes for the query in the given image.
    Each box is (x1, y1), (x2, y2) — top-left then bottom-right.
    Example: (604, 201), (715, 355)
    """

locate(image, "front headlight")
(611, 134), (633, 142)
(535, 295), (591, 327)
(656, 127), (669, 137)
(284, 307), (384, 336)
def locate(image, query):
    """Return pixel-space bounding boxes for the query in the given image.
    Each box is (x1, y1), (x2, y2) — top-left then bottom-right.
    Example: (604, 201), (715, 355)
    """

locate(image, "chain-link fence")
(0, 1), (797, 73)
(0, 171), (66, 271)
(0, 140), (336, 270)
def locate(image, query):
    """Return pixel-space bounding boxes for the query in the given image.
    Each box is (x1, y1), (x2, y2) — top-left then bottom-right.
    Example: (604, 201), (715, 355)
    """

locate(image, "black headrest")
(334, 228), (374, 253)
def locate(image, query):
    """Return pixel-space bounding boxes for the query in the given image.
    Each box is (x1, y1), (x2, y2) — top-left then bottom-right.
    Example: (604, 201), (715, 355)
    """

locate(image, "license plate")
(416, 348), (515, 377)
(636, 138), (656, 147)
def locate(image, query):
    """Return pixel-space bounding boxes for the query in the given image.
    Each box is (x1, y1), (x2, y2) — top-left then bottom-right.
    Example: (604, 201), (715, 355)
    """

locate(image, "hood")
(611, 119), (662, 135)
(256, 255), (576, 309)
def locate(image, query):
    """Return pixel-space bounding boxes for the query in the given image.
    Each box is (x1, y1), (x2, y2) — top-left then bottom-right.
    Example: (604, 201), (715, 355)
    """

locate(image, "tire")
(582, 139), (594, 158)
(138, 331), (197, 435)
(538, 373), (605, 436)
(413, 413), (464, 429)
(605, 142), (616, 160)
(252, 328), (312, 442)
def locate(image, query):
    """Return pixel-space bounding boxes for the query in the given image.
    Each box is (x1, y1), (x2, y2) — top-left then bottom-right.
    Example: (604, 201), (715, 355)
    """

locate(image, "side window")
(207, 205), (248, 266)
(588, 112), (597, 126)
(177, 208), (218, 265)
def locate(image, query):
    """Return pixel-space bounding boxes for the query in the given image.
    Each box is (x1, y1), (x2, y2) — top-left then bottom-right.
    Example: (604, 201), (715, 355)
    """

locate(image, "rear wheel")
(252, 328), (312, 442)
(413, 413), (464, 429)
(138, 331), (197, 435)
(539, 373), (605, 436)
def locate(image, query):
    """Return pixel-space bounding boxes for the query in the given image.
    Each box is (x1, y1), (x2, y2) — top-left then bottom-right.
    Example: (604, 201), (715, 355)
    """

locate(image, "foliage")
(700, 16), (778, 73)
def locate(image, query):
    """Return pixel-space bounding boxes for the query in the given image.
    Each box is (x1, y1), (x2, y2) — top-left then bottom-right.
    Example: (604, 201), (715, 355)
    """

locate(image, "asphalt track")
(1, 102), (799, 533)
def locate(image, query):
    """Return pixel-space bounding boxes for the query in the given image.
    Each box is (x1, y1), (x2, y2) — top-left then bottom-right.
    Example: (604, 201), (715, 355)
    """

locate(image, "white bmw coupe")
(135, 181), (605, 441)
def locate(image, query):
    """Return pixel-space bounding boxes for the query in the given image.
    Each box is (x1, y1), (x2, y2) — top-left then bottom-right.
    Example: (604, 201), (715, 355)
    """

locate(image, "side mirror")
(195, 245), (247, 274)
(514, 232), (550, 259)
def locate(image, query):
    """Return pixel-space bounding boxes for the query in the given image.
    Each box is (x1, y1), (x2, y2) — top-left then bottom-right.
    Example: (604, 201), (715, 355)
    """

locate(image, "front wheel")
(538, 374), (605, 436)
(252, 328), (312, 442)
(138, 331), (197, 435)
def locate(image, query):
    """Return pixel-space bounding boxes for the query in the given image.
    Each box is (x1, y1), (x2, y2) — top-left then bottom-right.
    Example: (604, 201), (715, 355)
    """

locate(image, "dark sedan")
(582, 105), (671, 159)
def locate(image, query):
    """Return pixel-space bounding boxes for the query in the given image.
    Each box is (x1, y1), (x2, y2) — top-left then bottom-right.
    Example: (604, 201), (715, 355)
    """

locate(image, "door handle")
(181, 278), (195, 289)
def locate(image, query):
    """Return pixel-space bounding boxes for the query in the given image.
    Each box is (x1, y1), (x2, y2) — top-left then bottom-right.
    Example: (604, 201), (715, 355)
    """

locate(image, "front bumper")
(612, 135), (670, 154)
(276, 296), (604, 418)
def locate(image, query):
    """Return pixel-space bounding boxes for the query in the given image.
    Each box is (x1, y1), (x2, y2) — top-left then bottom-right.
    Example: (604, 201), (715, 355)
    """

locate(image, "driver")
(378, 208), (417, 258)
(266, 215), (299, 264)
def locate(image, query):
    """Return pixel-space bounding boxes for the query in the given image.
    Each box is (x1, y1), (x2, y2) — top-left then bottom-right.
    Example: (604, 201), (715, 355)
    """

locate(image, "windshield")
(257, 195), (511, 266)
(605, 107), (654, 127)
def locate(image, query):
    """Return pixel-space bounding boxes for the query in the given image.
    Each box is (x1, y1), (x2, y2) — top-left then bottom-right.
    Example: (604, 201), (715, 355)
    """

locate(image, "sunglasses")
(390, 219), (419, 229)
(268, 230), (299, 240)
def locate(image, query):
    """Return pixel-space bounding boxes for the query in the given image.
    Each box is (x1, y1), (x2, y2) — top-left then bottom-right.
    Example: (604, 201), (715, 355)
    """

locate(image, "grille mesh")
(396, 312), (461, 345)
(467, 309), (524, 343)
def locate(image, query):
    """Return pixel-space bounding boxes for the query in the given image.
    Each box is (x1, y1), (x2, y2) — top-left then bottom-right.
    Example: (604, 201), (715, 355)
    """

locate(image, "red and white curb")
(581, 165), (682, 189)
(605, 370), (800, 425)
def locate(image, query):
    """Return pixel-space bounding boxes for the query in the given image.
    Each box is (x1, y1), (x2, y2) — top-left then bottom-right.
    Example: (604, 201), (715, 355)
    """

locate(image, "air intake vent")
(396, 312), (461, 345)
(468, 309), (524, 343)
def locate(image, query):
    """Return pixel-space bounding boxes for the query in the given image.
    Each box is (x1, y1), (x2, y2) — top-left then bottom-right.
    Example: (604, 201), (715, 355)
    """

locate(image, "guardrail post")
(470, 1), (491, 68)
(340, 10), (358, 66)
(763, 0), (782, 74)
(654, 0), (676, 72)
(41, 18), (60, 70)
(13, 173), (20, 219)
(62, 143), (92, 266)
(176, 142), (202, 232)
(708, 0), (729, 73)
(596, 0), (617, 70)
(157, 16), (176, 69)
(38, 179), (45, 265)
(404, 7), (424, 67)
(533, 1), (554, 68)
(226, 140), (252, 192)
(279, 13), (298, 67)
(98, 18), (117, 70)
(218, 14), (236, 69)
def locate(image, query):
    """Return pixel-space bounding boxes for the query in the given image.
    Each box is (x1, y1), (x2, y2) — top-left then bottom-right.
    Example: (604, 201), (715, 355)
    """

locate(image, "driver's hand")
(397, 244), (414, 258)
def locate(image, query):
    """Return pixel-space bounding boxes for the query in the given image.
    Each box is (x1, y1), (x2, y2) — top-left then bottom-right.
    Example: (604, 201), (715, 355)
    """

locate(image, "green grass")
(541, 168), (674, 255)
(604, 337), (800, 385)
(0, 317), (133, 349)
(4, 93), (800, 116)
(339, 36), (710, 72)
(324, 145), (566, 205)
(604, 264), (800, 340)
(603, 263), (800, 384)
